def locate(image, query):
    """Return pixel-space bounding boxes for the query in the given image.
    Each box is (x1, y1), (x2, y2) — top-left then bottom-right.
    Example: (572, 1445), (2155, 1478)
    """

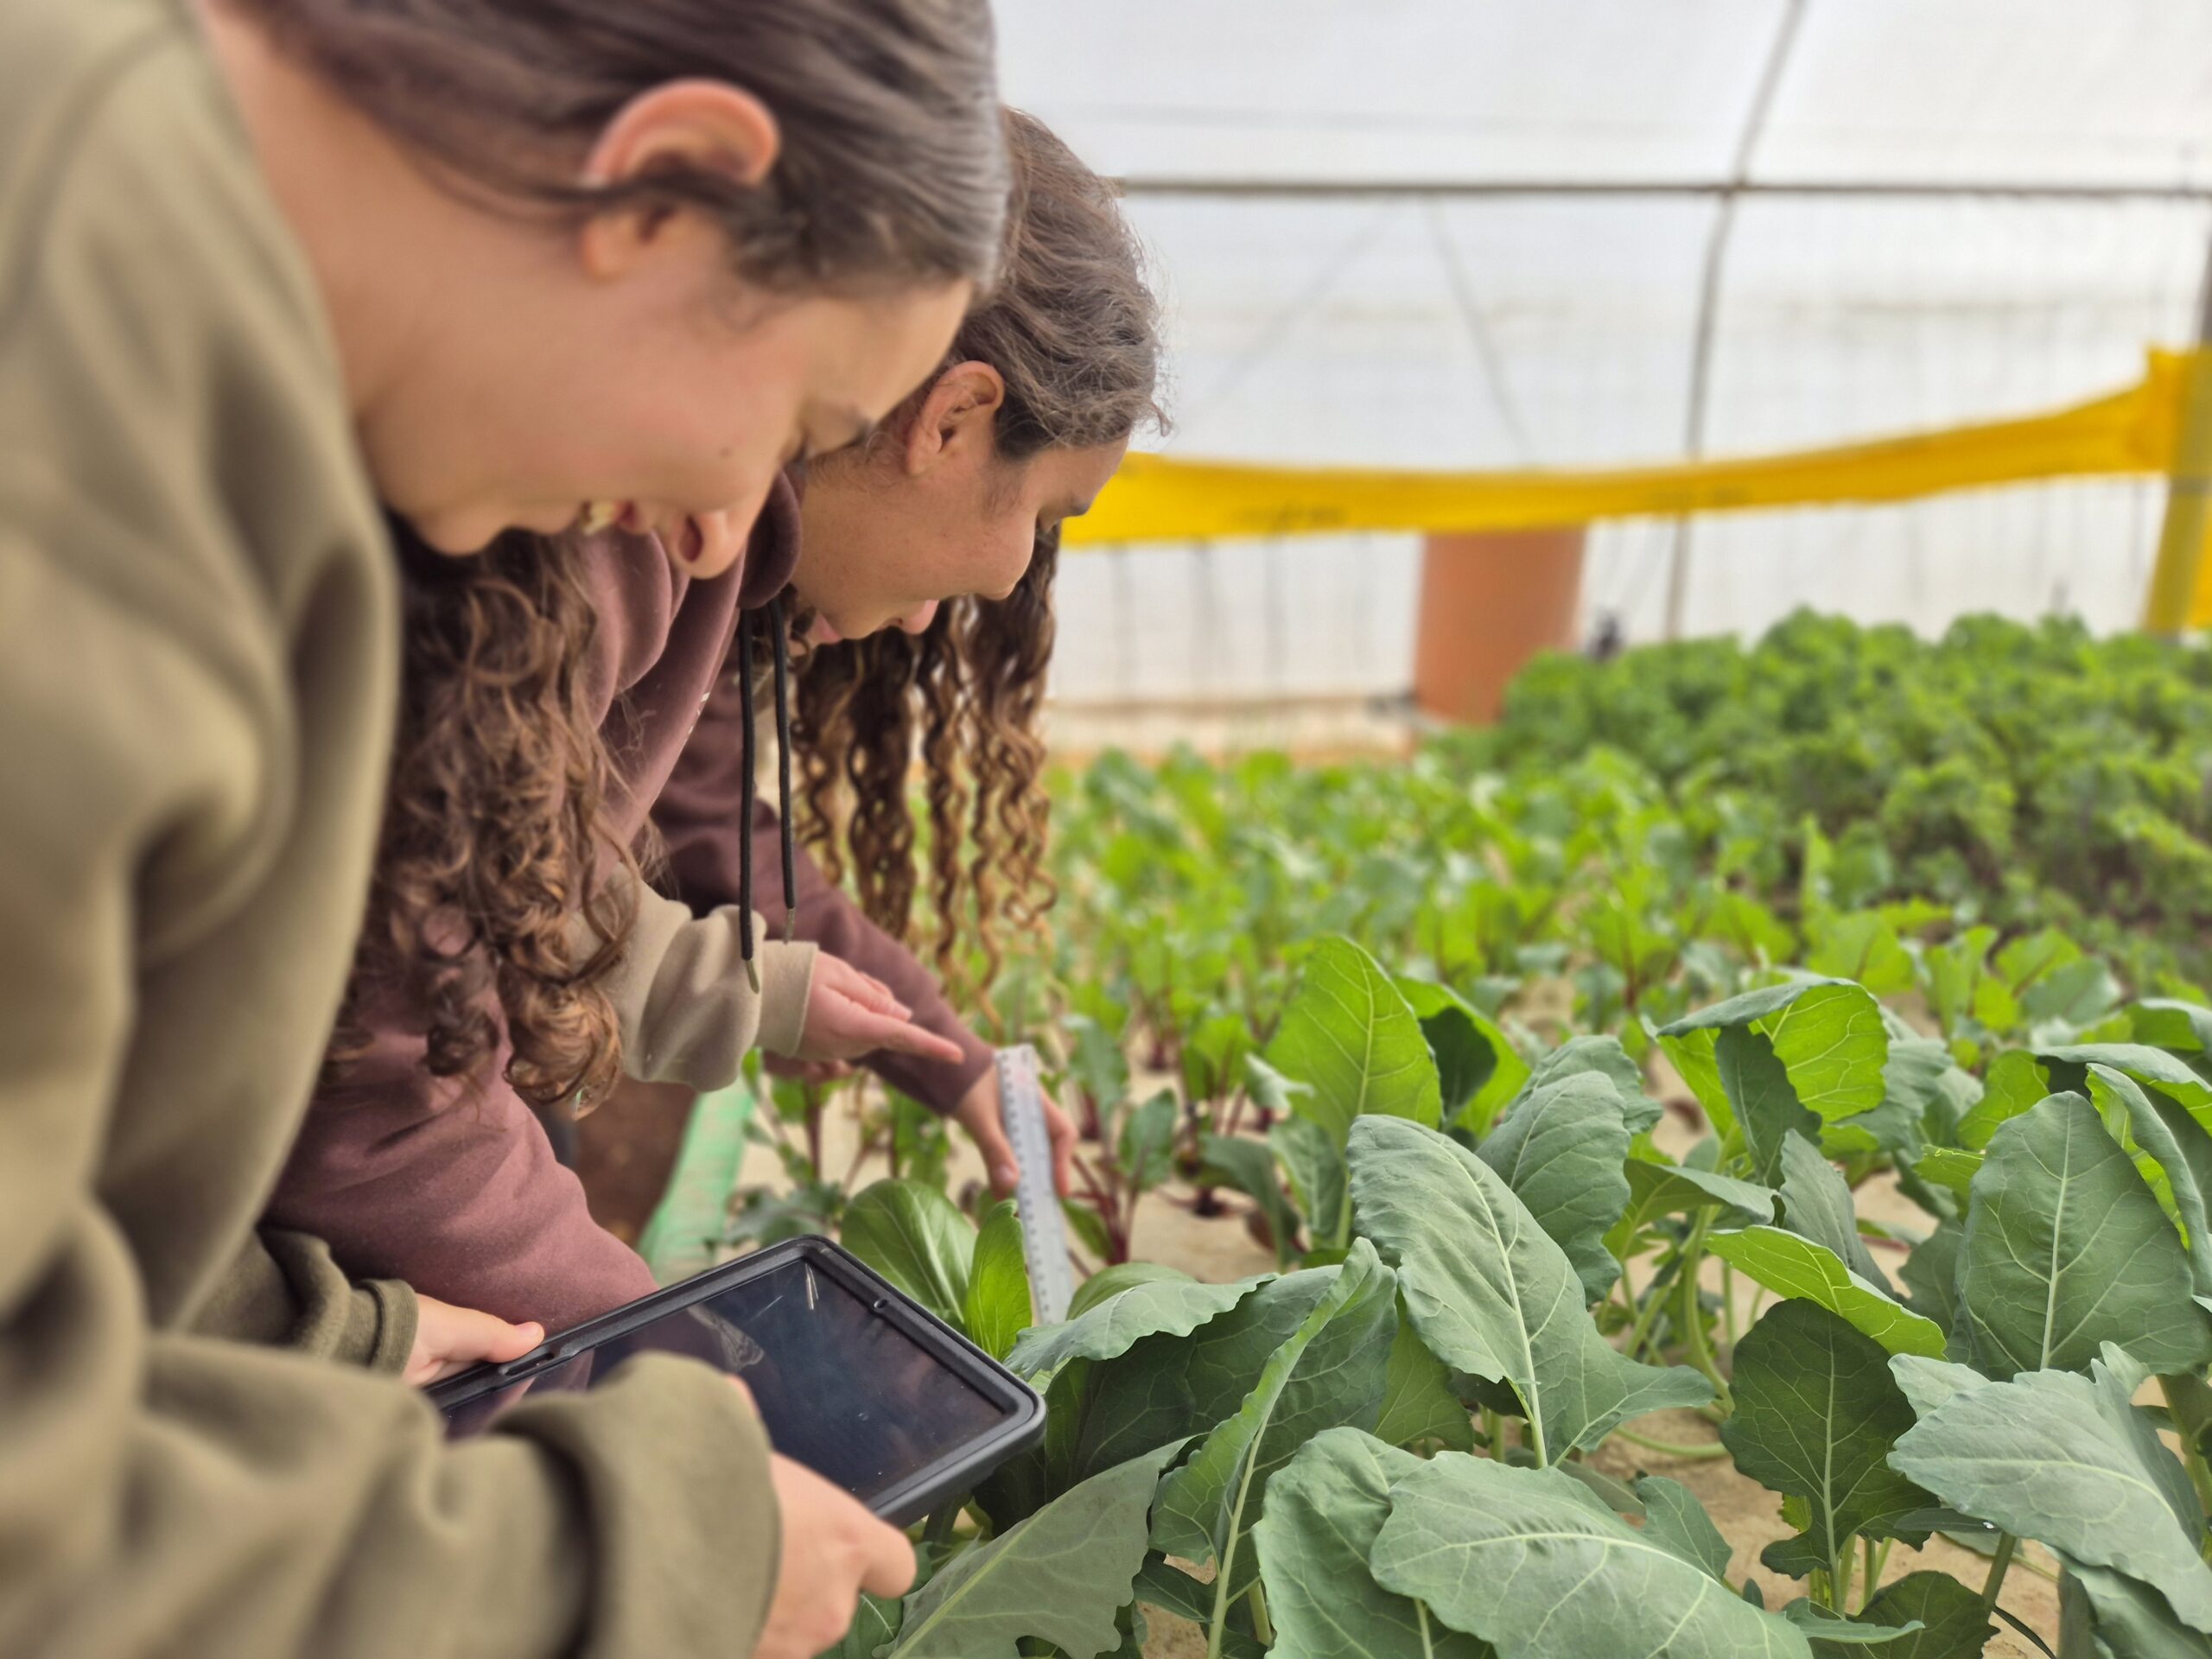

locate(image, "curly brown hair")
(791, 111), (1163, 995)
(791, 528), (1061, 995)
(327, 523), (637, 1109)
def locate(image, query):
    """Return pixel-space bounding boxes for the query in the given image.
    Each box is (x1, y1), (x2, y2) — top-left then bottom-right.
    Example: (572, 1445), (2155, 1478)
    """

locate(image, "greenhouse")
(5, 3), (2212, 1657)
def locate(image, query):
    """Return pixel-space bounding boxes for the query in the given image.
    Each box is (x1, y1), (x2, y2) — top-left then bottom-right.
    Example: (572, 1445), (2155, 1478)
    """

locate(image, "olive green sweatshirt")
(0, 1), (779, 1653)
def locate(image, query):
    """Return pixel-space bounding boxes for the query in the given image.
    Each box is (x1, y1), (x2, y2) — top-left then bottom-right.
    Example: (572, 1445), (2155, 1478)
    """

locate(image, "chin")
(403, 508), (509, 557)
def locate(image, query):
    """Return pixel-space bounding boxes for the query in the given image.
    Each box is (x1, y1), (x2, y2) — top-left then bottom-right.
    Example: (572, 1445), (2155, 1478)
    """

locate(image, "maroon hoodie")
(271, 478), (994, 1331)
(655, 703), (996, 1116)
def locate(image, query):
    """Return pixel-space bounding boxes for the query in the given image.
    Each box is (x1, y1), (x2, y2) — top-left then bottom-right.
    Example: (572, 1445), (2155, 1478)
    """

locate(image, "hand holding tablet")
(429, 1238), (1046, 1525)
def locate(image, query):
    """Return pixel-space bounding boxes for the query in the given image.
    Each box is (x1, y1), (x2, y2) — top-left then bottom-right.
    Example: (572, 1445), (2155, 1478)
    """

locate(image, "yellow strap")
(1065, 348), (2212, 626)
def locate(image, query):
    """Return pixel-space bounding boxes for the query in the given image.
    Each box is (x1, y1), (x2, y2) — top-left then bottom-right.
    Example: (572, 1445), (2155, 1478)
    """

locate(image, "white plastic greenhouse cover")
(994, 1), (2212, 719)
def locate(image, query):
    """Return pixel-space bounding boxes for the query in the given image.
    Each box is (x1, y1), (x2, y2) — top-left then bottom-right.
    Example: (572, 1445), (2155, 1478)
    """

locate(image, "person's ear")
(577, 81), (780, 279)
(902, 362), (1006, 475)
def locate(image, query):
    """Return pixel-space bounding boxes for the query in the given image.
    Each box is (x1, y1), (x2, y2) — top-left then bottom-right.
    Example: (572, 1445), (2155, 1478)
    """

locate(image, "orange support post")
(1413, 526), (1587, 725)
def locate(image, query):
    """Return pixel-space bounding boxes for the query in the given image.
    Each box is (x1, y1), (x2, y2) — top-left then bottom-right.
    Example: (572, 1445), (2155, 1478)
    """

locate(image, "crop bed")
(685, 615), (2212, 1659)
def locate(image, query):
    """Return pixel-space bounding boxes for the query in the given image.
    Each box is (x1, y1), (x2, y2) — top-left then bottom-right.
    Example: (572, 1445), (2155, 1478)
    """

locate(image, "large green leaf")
(1182, 1268), (1340, 1426)
(1476, 1071), (1633, 1303)
(1636, 1474), (1733, 1583)
(1008, 1272), (1272, 1387)
(842, 1179), (974, 1326)
(2037, 1042), (2212, 1126)
(1707, 1227), (1946, 1357)
(1605, 1156), (1777, 1258)
(1881, 1036), (1955, 1124)
(1804, 1572), (1990, 1659)
(1373, 1313), (1475, 1451)
(1662, 1027), (1738, 1140)
(1780, 1604), (1923, 1649)
(1719, 1026), (1824, 1185)
(1958, 1091), (2212, 1377)
(1067, 1262), (1192, 1322)
(1520, 1035), (1662, 1134)
(1897, 1220), (1963, 1352)
(1152, 1241), (1397, 1600)
(1889, 1344), (2212, 1635)
(2089, 1065), (2212, 1300)
(1661, 980), (1890, 1126)
(1052, 1277), (1333, 1486)
(1956, 1051), (2051, 1151)
(963, 1201), (1033, 1362)
(1245, 1053), (1315, 1119)
(1264, 937), (1441, 1141)
(823, 1592), (902, 1659)
(887, 1440), (1186, 1659)
(2131, 998), (2212, 1085)
(1201, 1133), (1301, 1268)
(1058, 1351), (1193, 1484)
(1348, 1117), (1710, 1463)
(1396, 976), (1525, 1132)
(1777, 1131), (1891, 1290)
(1271, 1115), (1347, 1249)
(1901, 1149), (1981, 1209)
(2060, 1556), (2212, 1658)
(1252, 1428), (1491, 1659)
(1371, 1456), (1815, 1658)
(1721, 1300), (1934, 1580)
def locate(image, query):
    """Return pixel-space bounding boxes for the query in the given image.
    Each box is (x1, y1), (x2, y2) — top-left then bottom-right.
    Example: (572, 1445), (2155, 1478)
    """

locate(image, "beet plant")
(827, 938), (2212, 1658)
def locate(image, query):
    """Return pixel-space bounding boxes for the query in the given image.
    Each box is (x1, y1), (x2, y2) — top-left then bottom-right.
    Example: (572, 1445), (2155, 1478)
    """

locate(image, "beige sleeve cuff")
(756, 938), (817, 1057)
(594, 884), (818, 1090)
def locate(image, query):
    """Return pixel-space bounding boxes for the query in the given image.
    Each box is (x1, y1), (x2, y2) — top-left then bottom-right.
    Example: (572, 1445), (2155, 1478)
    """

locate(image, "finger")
(726, 1375), (757, 1412)
(966, 1110), (1020, 1196)
(859, 1523), (918, 1599)
(842, 966), (912, 1020)
(859, 1018), (968, 1065)
(427, 1315), (543, 1384)
(441, 1308), (543, 1367)
(1046, 1101), (1079, 1198)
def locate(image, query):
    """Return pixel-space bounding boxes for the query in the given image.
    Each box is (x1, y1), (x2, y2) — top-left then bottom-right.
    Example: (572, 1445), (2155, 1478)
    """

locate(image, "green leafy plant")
(804, 958), (2212, 1658)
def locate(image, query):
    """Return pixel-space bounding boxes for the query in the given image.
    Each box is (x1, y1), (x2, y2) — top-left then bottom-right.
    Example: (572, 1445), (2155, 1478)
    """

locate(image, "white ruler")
(995, 1045), (1074, 1325)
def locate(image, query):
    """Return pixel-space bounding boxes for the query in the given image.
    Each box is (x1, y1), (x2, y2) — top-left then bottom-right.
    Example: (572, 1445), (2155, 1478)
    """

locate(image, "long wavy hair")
(791, 529), (1061, 995)
(326, 522), (635, 1109)
(791, 111), (1162, 995)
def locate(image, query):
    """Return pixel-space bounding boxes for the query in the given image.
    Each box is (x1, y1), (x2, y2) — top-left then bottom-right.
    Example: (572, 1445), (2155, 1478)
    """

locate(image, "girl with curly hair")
(270, 111), (1162, 1340)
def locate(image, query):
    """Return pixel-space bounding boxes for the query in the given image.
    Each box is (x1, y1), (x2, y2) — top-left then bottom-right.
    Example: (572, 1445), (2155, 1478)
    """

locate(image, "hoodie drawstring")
(733, 602), (803, 993)
(768, 596), (798, 944)
(735, 613), (760, 993)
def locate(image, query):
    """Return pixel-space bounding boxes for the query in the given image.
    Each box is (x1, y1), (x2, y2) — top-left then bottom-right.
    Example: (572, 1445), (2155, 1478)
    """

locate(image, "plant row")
(813, 937), (2212, 1659)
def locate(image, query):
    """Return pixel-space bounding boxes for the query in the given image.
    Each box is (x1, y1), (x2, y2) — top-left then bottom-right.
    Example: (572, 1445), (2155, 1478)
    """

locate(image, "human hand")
(751, 1453), (916, 1659)
(954, 1071), (1078, 1199)
(404, 1295), (544, 1387)
(790, 955), (967, 1068)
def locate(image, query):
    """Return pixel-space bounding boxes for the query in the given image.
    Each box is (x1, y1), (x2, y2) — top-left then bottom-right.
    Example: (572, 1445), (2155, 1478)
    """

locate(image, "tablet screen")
(442, 1258), (1012, 1503)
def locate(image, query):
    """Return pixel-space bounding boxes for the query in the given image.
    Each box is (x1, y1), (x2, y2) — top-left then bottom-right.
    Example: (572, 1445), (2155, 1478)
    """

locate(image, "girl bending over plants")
(271, 110), (1160, 1338)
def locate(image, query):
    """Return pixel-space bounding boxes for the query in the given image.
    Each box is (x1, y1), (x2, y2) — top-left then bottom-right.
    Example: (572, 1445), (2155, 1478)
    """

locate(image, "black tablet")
(426, 1236), (1045, 1526)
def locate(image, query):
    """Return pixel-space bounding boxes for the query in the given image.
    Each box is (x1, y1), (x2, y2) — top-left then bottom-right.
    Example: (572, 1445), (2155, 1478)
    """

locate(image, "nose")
(896, 600), (940, 635)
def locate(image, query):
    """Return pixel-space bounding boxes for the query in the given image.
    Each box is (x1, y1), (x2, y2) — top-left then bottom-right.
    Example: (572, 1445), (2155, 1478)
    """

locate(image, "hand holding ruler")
(995, 1045), (1074, 1325)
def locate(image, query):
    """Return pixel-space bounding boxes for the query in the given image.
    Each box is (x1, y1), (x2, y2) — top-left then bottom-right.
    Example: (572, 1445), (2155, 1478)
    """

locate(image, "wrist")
(757, 938), (819, 1055)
